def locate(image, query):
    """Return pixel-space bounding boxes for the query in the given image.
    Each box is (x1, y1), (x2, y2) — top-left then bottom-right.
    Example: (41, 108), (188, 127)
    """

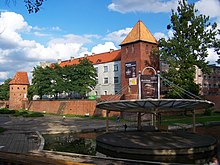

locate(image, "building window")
(132, 44), (134, 53)
(104, 91), (108, 95)
(114, 64), (118, 71)
(17, 87), (19, 89)
(198, 75), (202, 77)
(96, 78), (98, 84)
(115, 90), (118, 94)
(95, 67), (98, 73)
(104, 66), (108, 72)
(114, 77), (119, 84)
(104, 77), (108, 84)
(203, 83), (207, 87)
(126, 47), (128, 54)
(146, 45), (148, 52)
(209, 84), (212, 87)
(23, 87), (25, 90)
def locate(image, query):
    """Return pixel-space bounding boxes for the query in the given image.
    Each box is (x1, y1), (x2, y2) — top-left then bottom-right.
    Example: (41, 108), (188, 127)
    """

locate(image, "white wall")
(89, 61), (121, 96)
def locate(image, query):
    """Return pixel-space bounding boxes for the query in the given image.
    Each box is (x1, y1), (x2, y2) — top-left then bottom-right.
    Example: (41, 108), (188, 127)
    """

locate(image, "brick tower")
(9, 72), (29, 110)
(120, 20), (159, 99)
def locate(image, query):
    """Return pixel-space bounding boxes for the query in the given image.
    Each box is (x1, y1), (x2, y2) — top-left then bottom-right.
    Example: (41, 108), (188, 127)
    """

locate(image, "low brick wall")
(27, 100), (119, 117)
(205, 95), (220, 110)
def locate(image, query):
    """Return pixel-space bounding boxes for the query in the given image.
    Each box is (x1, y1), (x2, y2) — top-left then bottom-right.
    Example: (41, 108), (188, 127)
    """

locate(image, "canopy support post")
(106, 110), (110, 132)
(137, 112), (141, 131)
(192, 109), (196, 133)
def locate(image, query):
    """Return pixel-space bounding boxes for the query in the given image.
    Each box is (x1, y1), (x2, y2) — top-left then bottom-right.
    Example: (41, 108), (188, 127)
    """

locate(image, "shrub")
(0, 108), (15, 114)
(203, 108), (213, 116)
(12, 109), (44, 117)
(22, 112), (44, 117)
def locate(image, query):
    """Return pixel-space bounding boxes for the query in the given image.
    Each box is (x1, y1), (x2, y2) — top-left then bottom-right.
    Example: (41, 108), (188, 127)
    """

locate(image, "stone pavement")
(0, 114), (118, 153)
(0, 114), (157, 165)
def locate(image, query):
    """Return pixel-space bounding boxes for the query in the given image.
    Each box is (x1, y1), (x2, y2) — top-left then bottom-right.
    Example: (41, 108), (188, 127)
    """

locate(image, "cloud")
(79, 42), (117, 56)
(206, 48), (219, 64)
(91, 42), (117, 54)
(108, 0), (178, 13)
(104, 27), (132, 45)
(195, 0), (220, 21)
(0, 11), (96, 82)
(0, 72), (9, 83)
(154, 32), (168, 41)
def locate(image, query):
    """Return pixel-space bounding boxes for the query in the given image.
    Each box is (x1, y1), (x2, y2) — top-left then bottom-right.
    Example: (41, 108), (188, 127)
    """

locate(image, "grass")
(161, 112), (220, 125)
(48, 113), (120, 121)
(0, 108), (44, 117)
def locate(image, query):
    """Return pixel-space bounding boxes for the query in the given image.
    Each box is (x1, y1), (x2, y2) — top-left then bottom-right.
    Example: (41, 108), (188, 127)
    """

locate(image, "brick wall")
(27, 100), (120, 117)
(9, 84), (28, 110)
(205, 95), (220, 110)
(120, 42), (159, 98)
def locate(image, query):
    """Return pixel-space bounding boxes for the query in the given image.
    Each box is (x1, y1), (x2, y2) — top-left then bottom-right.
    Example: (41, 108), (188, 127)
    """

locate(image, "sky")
(0, 0), (220, 84)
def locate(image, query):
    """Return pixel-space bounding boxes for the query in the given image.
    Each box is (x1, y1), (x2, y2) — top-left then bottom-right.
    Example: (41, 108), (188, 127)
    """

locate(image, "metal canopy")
(96, 99), (214, 113)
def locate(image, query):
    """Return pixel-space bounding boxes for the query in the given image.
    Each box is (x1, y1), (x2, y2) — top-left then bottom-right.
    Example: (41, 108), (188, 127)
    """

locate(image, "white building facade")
(90, 60), (121, 96)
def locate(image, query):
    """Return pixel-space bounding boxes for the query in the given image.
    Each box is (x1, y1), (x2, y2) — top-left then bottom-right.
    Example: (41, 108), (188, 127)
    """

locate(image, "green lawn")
(161, 112), (220, 125)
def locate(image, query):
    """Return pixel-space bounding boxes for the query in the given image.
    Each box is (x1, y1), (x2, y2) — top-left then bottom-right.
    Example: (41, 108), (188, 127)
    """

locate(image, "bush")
(12, 109), (44, 117)
(0, 108), (15, 114)
(203, 108), (213, 116)
(22, 112), (44, 117)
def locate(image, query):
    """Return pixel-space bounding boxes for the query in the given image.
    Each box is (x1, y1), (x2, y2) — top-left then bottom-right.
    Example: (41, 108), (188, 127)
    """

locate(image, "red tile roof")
(59, 49), (121, 67)
(9, 72), (29, 85)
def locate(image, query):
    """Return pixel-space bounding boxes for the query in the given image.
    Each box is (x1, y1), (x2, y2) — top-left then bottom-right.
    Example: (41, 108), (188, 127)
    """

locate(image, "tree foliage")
(0, 78), (11, 100)
(31, 58), (97, 99)
(159, 0), (218, 98)
(5, 0), (45, 13)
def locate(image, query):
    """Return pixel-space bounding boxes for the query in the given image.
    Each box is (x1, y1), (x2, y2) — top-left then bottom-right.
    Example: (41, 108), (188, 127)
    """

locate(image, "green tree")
(32, 66), (54, 99)
(0, 78), (11, 100)
(5, 0), (45, 13)
(74, 58), (97, 98)
(159, 0), (218, 98)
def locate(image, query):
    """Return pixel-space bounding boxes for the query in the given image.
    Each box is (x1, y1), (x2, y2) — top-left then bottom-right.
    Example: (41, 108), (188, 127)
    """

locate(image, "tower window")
(146, 45), (149, 52)
(126, 47), (128, 54)
(132, 44), (134, 53)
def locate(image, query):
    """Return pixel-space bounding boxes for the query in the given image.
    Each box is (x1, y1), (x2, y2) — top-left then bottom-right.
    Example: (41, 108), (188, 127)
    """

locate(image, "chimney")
(84, 54), (88, 57)
(92, 52), (95, 55)
(70, 57), (74, 61)
(110, 49), (114, 53)
(57, 59), (61, 64)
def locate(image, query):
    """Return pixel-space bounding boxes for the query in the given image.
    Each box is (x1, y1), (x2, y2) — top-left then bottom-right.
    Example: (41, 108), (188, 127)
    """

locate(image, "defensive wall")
(25, 95), (121, 117)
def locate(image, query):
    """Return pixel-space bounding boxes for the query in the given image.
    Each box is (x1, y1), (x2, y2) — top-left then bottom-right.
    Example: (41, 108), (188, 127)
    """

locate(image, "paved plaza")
(0, 114), (219, 165)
